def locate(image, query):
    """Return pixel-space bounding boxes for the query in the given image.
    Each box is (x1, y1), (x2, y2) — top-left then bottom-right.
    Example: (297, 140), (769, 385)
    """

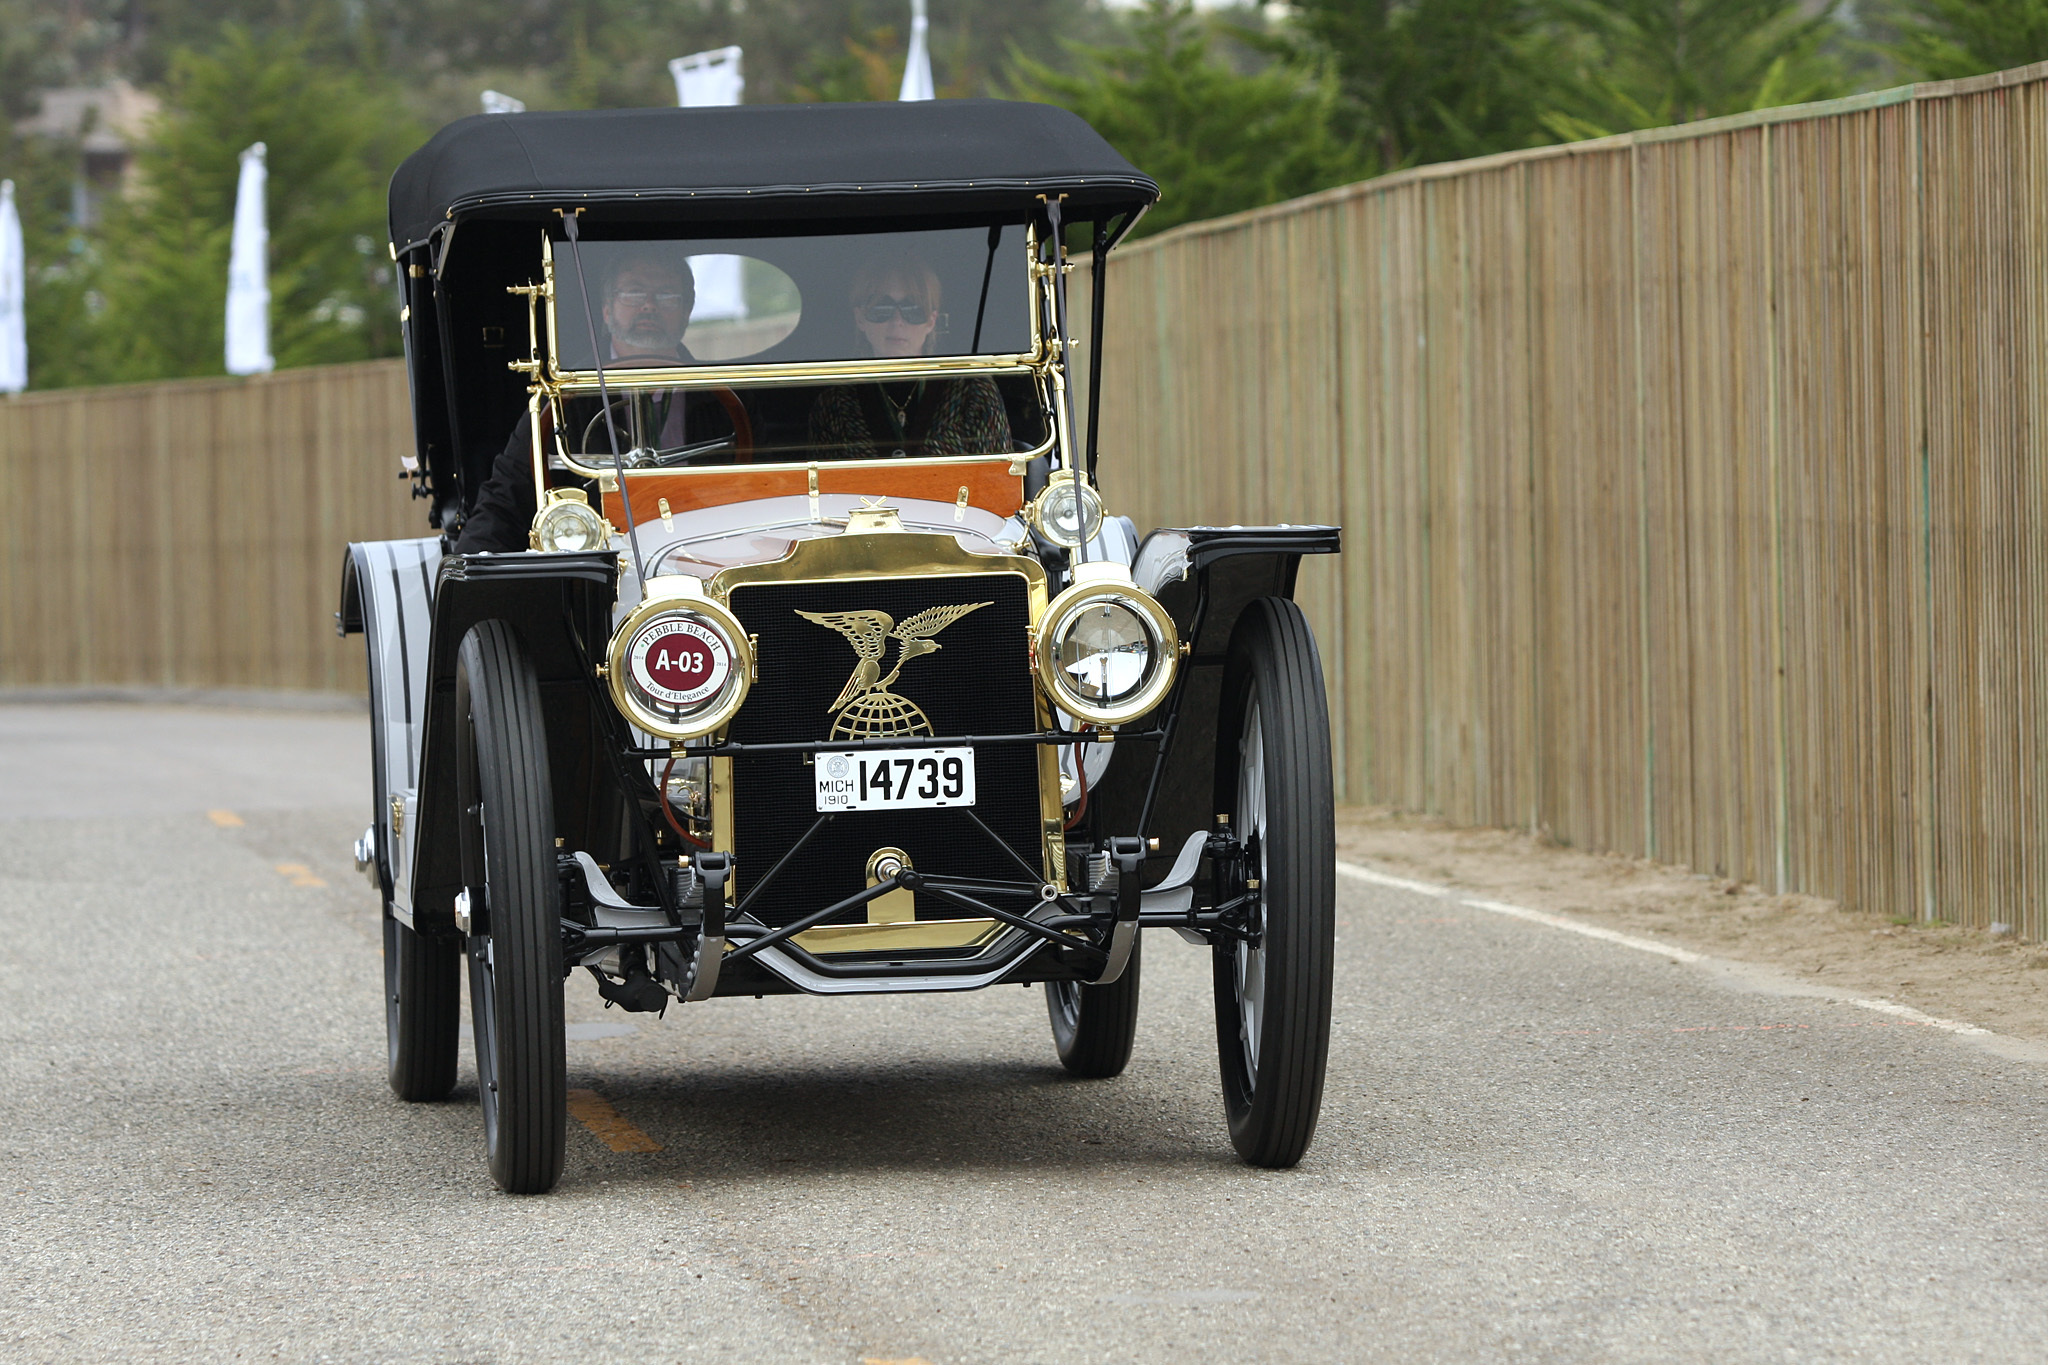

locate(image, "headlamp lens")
(535, 499), (609, 553)
(1033, 480), (1105, 548)
(1056, 599), (1155, 704)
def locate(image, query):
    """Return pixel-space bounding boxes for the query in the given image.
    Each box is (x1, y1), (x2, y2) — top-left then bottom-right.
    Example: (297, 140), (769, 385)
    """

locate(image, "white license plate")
(815, 747), (976, 812)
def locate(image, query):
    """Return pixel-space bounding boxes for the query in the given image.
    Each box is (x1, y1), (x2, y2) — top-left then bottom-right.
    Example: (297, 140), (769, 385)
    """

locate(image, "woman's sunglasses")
(861, 298), (931, 325)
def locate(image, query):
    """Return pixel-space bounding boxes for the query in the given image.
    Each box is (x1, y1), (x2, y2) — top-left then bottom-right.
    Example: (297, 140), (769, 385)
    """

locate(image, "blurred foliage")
(0, 0), (1111, 388)
(90, 0), (1107, 109)
(0, 0), (131, 121)
(91, 29), (421, 381)
(1010, 1), (1371, 237)
(1883, 0), (2048, 80)
(793, 20), (981, 101)
(794, 25), (919, 103)
(16, 28), (419, 388)
(1272, 0), (1552, 168)
(7, 0), (2048, 389)
(1533, 0), (1849, 140)
(6, 134), (101, 389)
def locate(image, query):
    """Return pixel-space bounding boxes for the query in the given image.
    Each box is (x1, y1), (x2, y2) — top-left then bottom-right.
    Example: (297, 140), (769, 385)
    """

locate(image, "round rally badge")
(628, 616), (731, 709)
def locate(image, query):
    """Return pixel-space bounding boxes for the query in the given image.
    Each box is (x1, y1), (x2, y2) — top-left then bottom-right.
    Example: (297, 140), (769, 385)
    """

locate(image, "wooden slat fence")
(0, 359), (419, 694)
(1075, 62), (2048, 932)
(6, 62), (2048, 929)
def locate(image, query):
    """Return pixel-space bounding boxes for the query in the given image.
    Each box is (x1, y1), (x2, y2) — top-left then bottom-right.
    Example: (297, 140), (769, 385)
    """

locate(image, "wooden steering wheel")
(711, 387), (755, 462)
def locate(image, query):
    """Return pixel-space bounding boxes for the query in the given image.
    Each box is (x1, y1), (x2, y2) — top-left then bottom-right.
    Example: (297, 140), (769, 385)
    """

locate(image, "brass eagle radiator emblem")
(797, 602), (991, 740)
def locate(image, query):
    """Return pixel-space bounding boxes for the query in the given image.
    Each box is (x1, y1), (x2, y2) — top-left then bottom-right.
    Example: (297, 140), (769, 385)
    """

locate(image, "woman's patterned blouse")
(807, 377), (1013, 458)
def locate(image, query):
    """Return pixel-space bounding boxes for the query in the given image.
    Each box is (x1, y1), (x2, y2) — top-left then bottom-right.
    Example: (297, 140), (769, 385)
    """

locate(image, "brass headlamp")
(1034, 562), (1178, 726)
(530, 488), (613, 554)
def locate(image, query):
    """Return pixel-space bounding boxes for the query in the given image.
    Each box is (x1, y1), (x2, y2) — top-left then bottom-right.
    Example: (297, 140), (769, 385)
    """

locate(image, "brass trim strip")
(549, 354), (1045, 391)
(792, 916), (1004, 954)
(707, 529), (1048, 604)
(711, 753), (735, 874)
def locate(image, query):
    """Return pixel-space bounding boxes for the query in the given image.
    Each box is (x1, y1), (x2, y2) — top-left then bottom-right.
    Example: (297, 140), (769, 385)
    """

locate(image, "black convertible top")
(388, 99), (1158, 251)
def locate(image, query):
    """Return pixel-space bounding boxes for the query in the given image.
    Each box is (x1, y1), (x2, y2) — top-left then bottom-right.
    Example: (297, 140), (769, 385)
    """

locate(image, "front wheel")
(457, 620), (566, 1195)
(1212, 598), (1334, 1168)
(1045, 933), (1141, 1078)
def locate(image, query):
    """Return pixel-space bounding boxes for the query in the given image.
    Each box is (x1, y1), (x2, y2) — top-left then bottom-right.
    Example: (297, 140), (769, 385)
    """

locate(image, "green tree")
(6, 0), (1119, 129)
(1535, 0), (1848, 140)
(0, 0), (134, 118)
(1278, 0), (1551, 167)
(1009, 0), (1370, 238)
(352, 0), (1112, 113)
(1885, 0), (2048, 79)
(82, 27), (420, 383)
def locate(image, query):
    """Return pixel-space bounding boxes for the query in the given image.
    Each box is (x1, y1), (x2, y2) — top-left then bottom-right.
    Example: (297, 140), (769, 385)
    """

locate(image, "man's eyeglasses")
(613, 291), (688, 309)
(861, 298), (931, 325)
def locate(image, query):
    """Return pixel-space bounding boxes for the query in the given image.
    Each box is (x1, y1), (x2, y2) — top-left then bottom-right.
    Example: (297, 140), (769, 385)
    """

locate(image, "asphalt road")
(6, 700), (2048, 1363)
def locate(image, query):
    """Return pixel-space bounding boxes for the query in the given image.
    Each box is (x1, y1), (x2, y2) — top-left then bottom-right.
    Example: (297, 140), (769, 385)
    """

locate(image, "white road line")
(1335, 859), (1997, 1041)
(1846, 994), (1992, 1036)
(1459, 894), (1705, 964)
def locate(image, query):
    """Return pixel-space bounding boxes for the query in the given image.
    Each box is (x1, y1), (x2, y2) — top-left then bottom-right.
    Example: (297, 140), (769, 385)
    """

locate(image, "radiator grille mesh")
(726, 572), (1044, 931)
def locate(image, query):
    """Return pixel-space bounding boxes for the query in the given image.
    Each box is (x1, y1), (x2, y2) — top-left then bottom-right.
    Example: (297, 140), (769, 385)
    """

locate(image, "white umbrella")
(0, 180), (24, 394)
(899, 0), (934, 101)
(224, 142), (273, 376)
(669, 47), (747, 322)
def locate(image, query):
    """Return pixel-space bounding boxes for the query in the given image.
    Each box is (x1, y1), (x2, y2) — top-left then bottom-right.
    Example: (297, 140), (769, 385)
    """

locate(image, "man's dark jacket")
(453, 415), (545, 554)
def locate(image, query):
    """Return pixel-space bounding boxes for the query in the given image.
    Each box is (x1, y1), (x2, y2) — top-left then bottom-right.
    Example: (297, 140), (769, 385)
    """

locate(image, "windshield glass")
(552, 373), (1048, 468)
(550, 223), (1034, 370)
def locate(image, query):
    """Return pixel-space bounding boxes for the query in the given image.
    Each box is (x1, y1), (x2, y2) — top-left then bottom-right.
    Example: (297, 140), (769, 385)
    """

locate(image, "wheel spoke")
(1235, 690), (1267, 1077)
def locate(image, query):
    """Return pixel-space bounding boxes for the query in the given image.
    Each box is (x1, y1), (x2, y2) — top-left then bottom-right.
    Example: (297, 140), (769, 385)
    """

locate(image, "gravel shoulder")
(1337, 805), (2048, 1045)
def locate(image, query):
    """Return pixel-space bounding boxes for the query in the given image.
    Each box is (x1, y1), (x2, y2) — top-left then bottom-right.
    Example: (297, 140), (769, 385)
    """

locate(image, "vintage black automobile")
(339, 100), (1341, 1193)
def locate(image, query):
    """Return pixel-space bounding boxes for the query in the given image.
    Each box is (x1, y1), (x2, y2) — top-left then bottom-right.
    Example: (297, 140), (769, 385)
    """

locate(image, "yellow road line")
(273, 862), (328, 888)
(207, 809), (244, 827)
(566, 1088), (662, 1153)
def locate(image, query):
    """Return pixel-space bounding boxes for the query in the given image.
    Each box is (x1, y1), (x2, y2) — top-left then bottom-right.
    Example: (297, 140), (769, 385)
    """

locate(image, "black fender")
(409, 551), (623, 935)
(1087, 525), (1341, 881)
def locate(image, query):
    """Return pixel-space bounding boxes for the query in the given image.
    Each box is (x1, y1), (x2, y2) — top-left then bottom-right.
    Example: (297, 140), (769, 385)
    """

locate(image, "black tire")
(365, 604), (460, 1103)
(1211, 597), (1335, 1168)
(384, 911), (460, 1101)
(1045, 931), (1141, 1078)
(457, 620), (567, 1195)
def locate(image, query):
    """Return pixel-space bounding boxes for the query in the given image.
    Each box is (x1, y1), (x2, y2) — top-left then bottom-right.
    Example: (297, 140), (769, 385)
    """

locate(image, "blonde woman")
(807, 251), (1012, 459)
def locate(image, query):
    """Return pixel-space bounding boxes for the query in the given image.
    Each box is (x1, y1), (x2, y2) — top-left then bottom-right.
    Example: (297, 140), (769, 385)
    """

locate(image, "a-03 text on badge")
(815, 747), (977, 812)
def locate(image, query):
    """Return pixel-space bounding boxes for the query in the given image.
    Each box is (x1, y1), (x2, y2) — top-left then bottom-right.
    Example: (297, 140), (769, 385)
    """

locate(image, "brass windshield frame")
(514, 225), (1065, 484)
(536, 226), (1048, 390)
